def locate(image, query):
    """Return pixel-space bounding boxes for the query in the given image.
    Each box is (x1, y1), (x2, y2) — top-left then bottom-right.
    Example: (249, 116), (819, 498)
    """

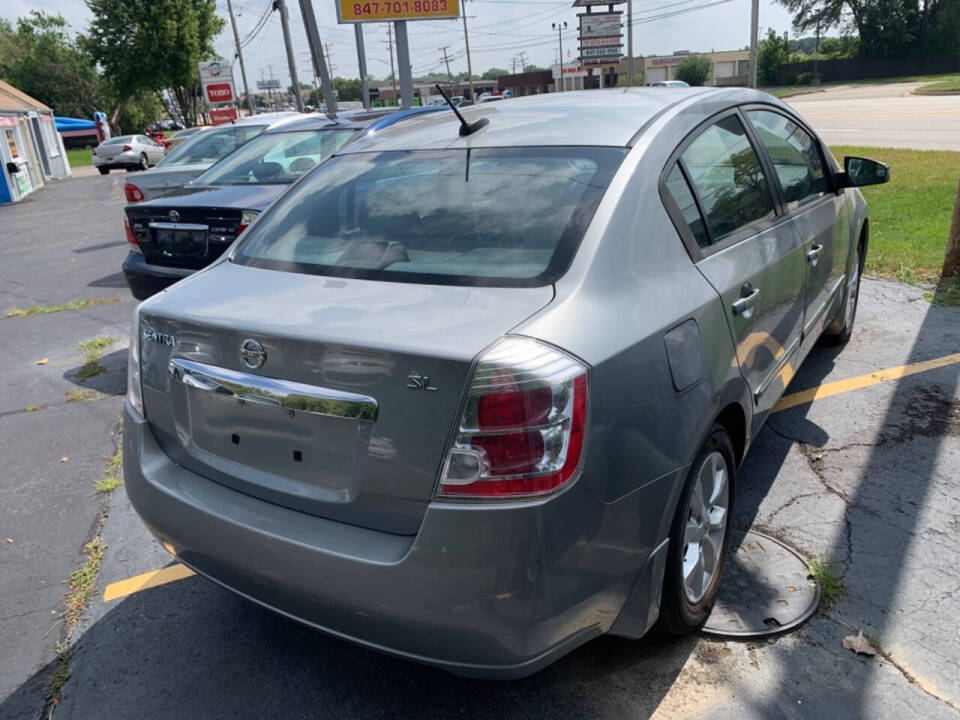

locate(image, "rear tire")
(822, 239), (864, 346)
(138, 153), (148, 171)
(657, 424), (735, 635)
(98, 167), (109, 175)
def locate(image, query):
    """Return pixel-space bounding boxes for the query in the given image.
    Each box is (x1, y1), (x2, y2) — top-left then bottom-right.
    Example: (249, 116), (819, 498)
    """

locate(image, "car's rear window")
(233, 147), (627, 287)
(102, 136), (132, 145)
(159, 125), (266, 167)
(192, 129), (357, 186)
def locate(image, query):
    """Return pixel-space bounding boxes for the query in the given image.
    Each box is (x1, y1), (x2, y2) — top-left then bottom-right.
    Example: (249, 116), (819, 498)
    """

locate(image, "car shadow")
(87, 272), (128, 289)
(73, 241), (126, 255)
(62, 348), (128, 396)
(0, 574), (697, 719)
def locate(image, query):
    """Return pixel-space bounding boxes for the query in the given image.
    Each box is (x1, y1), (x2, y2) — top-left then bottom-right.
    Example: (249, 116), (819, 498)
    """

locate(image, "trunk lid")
(139, 262), (554, 535)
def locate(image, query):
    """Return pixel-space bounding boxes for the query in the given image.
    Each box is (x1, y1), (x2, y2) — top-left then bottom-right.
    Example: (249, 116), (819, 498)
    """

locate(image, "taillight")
(91, 148), (97, 155)
(122, 144), (132, 151)
(124, 218), (139, 246)
(438, 337), (588, 499)
(237, 209), (260, 236)
(124, 183), (144, 202)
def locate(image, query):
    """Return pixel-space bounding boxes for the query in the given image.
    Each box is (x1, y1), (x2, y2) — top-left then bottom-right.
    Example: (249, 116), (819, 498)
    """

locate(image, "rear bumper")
(122, 251), (193, 300)
(123, 404), (678, 678)
(94, 151), (139, 168)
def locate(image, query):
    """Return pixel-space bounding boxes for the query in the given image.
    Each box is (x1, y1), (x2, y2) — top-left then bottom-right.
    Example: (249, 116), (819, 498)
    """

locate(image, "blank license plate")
(156, 229), (207, 257)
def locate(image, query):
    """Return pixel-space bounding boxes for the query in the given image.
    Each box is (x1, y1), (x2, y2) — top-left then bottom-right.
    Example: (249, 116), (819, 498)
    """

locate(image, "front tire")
(657, 425), (735, 634)
(98, 167), (109, 175)
(822, 240), (863, 346)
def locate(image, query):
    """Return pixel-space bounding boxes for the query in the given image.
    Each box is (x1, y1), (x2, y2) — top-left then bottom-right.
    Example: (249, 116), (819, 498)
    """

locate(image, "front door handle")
(732, 284), (761, 317)
(807, 244), (824, 266)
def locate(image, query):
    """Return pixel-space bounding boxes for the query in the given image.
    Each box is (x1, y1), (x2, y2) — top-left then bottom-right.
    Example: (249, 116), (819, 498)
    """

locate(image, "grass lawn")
(830, 145), (960, 300)
(915, 76), (960, 94)
(66, 147), (94, 168)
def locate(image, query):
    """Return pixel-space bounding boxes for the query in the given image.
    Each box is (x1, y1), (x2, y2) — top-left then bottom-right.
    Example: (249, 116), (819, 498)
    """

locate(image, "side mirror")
(841, 156), (890, 188)
(6, 161), (20, 174)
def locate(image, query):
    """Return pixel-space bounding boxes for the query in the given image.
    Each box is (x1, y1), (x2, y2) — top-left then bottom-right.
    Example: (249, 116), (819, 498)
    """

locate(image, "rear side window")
(234, 147), (627, 287)
(679, 114), (775, 244)
(665, 166), (709, 248)
(746, 109), (828, 210)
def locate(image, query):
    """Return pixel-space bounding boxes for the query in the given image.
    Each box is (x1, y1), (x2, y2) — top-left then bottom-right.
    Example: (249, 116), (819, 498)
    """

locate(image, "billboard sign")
(579, 13), (621, 38)
(209, 107), (239, 125)
(257, 78), (281, 90)
(336, 0), (459, 23)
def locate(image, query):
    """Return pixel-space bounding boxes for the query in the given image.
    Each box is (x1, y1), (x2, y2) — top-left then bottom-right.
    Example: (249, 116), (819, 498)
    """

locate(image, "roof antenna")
(434, 84), (488, 137)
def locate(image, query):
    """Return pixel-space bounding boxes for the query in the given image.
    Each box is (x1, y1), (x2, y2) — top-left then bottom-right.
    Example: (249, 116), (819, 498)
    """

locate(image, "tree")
(757, 29), (792, 86)
(818, 35), (860, 58)
(334, 77), (362, 102)
(774, 0), (960, 58)
(674, 55), (712, 86)
(84, 0), (224, 127)
(616, 71), (644, 87)
(481, 68), (508, 80)
(0, 12), (104, 119)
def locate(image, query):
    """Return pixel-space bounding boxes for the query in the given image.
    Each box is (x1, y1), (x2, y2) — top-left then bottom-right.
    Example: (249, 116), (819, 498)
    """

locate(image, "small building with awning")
(0, 79), (71, 205)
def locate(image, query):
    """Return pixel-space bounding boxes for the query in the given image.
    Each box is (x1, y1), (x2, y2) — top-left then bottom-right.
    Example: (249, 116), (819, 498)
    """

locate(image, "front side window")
(747, 109), (828, 210)
(680, 114), (776, 244)
(234, 147), (627, 287)
(158, 125), (266, 167)
(193, 129), (357, 186)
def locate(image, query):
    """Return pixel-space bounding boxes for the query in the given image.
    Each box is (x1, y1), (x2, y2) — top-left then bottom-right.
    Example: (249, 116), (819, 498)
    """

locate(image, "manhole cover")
(702, 529), (820, 637)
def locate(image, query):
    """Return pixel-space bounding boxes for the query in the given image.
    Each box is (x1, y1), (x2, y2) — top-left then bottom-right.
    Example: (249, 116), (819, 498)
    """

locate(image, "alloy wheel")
(682, 450), (730, 604)
(845, 251), (860, 329)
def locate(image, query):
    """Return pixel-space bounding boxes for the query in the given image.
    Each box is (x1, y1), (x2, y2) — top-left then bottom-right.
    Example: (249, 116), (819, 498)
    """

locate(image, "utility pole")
(518, 50), (528, 72)
(276, 0), (304, 111)
(440, 45), (454, 86)
(298, 0), (337, 114)
(748, 0), (759, 88)
(226, 0), (255, 115)
(394, 21), (414, 107)
(355, 24), (370, 109)
(386, 25), (398, 103)
(626, 0), (634, 86)
(267, 65), (276, 109)
(943, 179), (960, 279)
(552, 21), (567, 92)
(462, 0), (475, 101)
(814, 16), (821, 84)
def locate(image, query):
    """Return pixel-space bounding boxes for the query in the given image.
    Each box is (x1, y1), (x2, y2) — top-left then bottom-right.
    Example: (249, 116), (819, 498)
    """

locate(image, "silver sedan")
(123, 88), (889, 678)
(92, 135), (165, 174)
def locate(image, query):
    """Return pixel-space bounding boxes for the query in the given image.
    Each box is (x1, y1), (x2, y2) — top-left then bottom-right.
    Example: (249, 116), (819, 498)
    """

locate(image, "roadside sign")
(209, 107), (238, 125)
(257, 79), (281, 90)
(335, 0), (460, 23)
(579, 13), (621, 38)
(204, 82), (235, 104)
(581, 36), (622, 48)
(199, 60), (236, 108)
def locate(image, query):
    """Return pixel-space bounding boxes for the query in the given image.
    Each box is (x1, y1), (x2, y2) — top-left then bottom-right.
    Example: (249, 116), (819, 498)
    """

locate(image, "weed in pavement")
(809, 558), (845, 608)
(4, 297), (119, 318)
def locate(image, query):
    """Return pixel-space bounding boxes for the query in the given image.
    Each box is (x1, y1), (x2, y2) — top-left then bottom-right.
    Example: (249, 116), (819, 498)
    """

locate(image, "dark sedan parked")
(122, 107), (442, 299)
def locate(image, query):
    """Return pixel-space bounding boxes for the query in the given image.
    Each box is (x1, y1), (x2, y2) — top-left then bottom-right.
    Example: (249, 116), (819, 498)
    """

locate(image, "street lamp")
(552, 21), (567, 92)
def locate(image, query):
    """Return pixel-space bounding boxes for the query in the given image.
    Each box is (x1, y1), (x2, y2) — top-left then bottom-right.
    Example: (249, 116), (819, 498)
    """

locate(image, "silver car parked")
(123, 88), (888, 678)
(92, 134), (165, 174)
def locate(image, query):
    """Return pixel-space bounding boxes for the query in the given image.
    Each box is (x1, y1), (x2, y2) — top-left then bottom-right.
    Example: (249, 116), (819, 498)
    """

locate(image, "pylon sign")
(576, 1), (625, 68)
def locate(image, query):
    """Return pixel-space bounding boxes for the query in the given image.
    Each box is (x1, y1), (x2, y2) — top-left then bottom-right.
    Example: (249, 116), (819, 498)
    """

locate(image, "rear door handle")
(807, 244), (824, 265)
(731, 285), (760, 317)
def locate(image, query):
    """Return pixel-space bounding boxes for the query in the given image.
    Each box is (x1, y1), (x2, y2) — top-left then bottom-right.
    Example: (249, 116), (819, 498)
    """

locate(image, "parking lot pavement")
(3, 177), (960, 719)
(0, 175), (135, 719)
(786, 82), (960, 150)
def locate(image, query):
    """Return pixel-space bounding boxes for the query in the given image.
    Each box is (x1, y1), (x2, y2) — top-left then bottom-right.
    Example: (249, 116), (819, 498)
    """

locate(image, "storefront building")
(0, 80), (71, 205)
(643, 50), (751, 86)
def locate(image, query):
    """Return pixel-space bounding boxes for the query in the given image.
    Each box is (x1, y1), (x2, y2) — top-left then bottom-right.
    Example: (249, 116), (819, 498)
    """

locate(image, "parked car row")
(120, 89), (889, 679)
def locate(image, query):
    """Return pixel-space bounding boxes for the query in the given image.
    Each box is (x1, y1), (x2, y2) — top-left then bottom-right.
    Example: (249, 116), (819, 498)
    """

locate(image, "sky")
(2, 0), (797, 92)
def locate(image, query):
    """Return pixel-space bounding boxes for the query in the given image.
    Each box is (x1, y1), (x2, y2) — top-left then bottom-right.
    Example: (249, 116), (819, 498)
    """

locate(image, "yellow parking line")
(99, 353), (960, 602)
(102, 563), (195, 602)
(774, 352), (960, 413)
